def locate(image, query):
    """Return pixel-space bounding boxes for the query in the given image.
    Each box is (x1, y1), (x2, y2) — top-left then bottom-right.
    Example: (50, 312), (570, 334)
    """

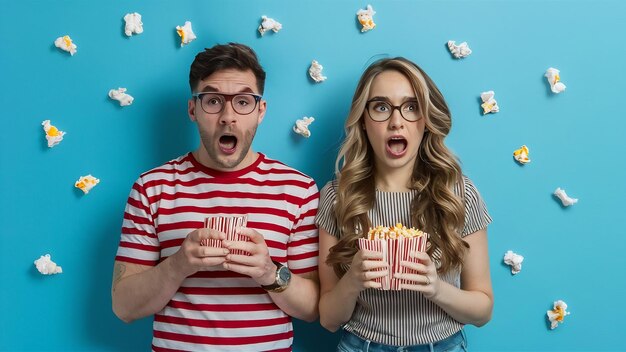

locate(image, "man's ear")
(257, 99), (267, 124)
(188, 99), (197, 122)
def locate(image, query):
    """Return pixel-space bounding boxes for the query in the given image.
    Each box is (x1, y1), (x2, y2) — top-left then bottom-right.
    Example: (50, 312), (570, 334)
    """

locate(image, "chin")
(217, 156), (243, 169)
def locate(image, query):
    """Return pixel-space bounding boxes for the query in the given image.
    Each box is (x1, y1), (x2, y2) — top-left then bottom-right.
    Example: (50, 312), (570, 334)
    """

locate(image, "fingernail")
(223, 249), (229, 255)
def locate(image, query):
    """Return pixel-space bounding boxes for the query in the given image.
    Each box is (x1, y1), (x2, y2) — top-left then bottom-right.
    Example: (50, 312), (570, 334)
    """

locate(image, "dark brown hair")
(189, 43), (266, 94)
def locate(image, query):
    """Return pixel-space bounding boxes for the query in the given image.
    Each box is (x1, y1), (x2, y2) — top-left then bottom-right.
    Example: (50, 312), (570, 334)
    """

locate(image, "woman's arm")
(397, 229), (494, 326)
(317, 229), (388, 332)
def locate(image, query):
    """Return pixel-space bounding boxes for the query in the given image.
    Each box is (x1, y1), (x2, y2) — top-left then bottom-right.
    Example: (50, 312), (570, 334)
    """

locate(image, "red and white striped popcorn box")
(358, 233), (429, 291)
(358, 238), (389, 290)
(388, 238), (401, 290)
(202, 215), (249, 255)
(395, 234), (429, 289)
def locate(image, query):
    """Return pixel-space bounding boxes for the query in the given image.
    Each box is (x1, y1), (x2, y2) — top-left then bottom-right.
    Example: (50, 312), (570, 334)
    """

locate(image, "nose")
(218, 101), (237, 125)
(388, 108), (404, 130)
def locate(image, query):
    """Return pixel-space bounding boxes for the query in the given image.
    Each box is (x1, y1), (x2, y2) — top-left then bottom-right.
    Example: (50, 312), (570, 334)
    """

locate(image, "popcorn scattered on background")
(513, 145), (531, 164)
(124, 13), (143, 37)
(503, 250), (524, 275)
(176, 21), (196, 46)
(447, 40), (472, 59)
(293, 116), (315, 138)
(480, 91), (499, 114)
(554, 187), (578, 206)
(547, 300), (570, 329)
(357, 5), (376, 32)
(309, 60), (327, 83)
(41, 120), (66, 148)
(34, 254), (63, 275)
(108, 88), (134, 106)
(75, 175), (100, 194)
(258, 16), (282, 36)
(54, 35), (77, 56)
(545, 67), (566, 94)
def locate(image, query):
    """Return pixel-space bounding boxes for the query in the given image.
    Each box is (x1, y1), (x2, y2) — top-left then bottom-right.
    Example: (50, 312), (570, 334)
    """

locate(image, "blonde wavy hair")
(327, 57), (468, 276)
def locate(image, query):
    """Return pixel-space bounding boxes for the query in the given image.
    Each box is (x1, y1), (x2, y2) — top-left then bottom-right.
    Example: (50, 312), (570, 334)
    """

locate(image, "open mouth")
(219, 134), (238, 154)
(386, 136), (408, 156)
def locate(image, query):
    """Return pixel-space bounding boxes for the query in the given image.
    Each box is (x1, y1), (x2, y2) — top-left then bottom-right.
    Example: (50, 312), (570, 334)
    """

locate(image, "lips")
(386, 136), (408, 157)
(218, 134), (238, 154)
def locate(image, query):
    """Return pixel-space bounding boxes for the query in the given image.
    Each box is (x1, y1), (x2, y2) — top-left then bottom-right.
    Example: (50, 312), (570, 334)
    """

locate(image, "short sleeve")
(115, 177), (161, 266)
(315, 180), (341, 238)
(287, 179), (320, 275)
(461, 176), (492, 237)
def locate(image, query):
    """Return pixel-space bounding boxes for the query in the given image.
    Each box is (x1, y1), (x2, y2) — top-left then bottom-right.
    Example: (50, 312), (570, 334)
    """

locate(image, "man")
(112, 43), (320, 352)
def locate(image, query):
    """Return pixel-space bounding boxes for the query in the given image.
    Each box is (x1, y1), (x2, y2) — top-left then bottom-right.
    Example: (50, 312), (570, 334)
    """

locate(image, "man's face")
(188, 69), (266, 171)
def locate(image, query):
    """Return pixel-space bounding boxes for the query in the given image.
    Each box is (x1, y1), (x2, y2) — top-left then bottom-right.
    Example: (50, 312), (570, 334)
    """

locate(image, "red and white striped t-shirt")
(115, 152), (319, 352)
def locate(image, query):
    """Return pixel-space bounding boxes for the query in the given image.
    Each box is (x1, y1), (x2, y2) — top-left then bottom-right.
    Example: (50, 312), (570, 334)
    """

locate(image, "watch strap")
(261, 260), (289, 292)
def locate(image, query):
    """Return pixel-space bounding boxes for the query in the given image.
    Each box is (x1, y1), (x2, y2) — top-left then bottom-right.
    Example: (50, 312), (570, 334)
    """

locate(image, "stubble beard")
(200, 125), (257, 170)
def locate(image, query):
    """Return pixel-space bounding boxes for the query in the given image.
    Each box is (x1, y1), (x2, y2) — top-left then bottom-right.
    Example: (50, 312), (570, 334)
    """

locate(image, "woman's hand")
(346, 249), (389, 291)
(396, 250), (440, 299)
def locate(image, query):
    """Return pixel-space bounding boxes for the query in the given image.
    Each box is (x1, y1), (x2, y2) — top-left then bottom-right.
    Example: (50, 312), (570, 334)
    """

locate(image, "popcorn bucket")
(395, 235), (429, 289)
(358, 233), (429, 291)
(201, 215), (248, 255)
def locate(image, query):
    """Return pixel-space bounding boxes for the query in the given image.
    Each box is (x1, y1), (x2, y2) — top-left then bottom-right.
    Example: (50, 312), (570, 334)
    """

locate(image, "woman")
(316, 57), (493, 352)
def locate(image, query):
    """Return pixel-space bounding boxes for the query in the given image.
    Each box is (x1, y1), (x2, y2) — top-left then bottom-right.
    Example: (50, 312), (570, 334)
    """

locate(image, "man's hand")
(222, 227), (276, 286)
(170, 228), (229, 278)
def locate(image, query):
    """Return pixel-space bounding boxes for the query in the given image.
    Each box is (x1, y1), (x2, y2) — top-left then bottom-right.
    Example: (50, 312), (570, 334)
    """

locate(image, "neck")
(374, 166), (414, 192)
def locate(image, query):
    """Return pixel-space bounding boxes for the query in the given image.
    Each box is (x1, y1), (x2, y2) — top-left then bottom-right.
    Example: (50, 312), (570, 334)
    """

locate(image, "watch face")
(277, 266), (291, 285)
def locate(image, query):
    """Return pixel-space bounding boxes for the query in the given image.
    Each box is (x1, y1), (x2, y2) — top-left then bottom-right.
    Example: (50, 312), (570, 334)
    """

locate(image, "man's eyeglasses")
(192, 92), (262, 115)
(365, 99), (421, 122)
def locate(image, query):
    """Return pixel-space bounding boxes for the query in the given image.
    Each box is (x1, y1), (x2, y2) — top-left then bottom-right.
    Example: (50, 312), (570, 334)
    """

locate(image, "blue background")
(1, 1), (625, 351)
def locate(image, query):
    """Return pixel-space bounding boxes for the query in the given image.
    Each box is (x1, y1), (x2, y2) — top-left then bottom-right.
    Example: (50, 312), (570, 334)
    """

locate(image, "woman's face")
(363, 70), (426, 176)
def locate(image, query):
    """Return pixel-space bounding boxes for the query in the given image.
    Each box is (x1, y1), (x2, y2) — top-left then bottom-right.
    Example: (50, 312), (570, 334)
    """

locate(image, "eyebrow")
(199, 85), (256, 94)
(369, 96), (418, 102)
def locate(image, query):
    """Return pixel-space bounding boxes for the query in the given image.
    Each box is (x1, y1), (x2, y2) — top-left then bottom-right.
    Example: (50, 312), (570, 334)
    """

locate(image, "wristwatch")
(261, 261), (291, 293)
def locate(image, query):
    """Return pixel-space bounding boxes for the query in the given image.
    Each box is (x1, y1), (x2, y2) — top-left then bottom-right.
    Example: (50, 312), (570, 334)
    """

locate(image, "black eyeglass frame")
(365, 99), (422, 122)
(192, 92), (263, 115)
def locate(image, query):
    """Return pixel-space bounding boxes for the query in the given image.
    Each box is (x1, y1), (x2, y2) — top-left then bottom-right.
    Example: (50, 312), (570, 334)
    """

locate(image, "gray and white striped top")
(315, 176), (492, 345)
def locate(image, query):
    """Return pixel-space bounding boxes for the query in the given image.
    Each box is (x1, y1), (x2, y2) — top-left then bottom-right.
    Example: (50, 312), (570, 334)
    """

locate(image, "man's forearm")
(268, 273), (320, 322)
(112, 258), (185, 323)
